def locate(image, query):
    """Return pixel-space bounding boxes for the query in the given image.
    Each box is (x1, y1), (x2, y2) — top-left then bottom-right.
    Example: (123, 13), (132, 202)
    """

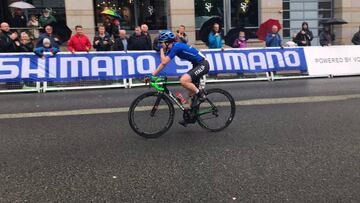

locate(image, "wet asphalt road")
(0, 77), (360, 202)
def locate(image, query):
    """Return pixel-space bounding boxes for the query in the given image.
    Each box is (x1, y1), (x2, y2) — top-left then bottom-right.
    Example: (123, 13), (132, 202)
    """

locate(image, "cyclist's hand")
(155, 43), (163, 52)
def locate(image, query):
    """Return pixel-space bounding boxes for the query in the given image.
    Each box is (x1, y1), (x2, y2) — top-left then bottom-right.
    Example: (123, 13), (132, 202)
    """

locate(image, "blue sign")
(0, 48), (308, 82)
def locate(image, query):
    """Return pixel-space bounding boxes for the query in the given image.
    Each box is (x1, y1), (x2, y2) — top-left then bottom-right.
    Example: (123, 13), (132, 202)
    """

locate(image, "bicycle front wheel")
(128, 92), (175, 138)
(197, 88), (236, 132)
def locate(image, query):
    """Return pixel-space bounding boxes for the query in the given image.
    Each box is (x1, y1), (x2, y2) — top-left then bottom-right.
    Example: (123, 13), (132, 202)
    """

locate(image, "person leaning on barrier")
(37, 25), (60, 49)
(93, 24), (113, 51)
(294, 22), (313, 46)
(0, 22), (18, 52)
(351, 26), (360, 45)
(34, 38), (59, 59)
(112, 29), (129, 51)
(266, 25), (282, 47)
(67, 25), (92, 53)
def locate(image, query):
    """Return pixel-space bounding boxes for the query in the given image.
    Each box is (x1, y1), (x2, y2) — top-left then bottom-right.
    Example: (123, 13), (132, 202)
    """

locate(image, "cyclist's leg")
(181, 60), (210, 107)
(180, 73), (198, 96)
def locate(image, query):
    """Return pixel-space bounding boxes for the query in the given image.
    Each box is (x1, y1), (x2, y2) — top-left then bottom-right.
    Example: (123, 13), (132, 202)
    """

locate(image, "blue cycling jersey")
(166, 42), (205, 64)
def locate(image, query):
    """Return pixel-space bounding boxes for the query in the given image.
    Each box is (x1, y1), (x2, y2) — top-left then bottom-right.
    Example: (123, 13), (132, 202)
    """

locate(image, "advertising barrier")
(2, 45), (360, 93)
(0, 48), (308, 82)
(305, 46), (360, 76)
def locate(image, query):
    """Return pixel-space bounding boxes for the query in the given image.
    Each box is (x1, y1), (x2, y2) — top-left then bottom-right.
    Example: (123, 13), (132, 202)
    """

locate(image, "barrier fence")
(1, 46), (360, 93)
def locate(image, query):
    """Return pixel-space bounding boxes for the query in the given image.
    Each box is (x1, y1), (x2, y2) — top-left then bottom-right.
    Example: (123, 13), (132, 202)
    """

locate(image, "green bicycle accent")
(149, 76), (165, 92)
(149, 76), (178, 92)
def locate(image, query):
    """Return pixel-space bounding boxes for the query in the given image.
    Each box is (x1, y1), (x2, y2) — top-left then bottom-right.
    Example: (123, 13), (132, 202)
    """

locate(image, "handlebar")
(146, 76), (167, 92)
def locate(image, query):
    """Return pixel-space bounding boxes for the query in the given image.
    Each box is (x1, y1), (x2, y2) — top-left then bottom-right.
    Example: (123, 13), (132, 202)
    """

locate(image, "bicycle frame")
(149, 76), (187, 111)
(148, 76), (219, 116)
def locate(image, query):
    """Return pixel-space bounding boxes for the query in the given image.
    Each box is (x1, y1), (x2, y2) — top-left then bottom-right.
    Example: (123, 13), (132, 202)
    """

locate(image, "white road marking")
(0, 94), (360, 120)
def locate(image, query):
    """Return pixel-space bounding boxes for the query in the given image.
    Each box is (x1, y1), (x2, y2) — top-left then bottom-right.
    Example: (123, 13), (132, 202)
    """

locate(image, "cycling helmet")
(158, 30), (175, 43)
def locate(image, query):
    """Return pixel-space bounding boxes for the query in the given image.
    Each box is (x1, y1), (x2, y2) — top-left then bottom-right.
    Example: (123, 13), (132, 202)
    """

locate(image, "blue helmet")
(158, 30), (175, 43)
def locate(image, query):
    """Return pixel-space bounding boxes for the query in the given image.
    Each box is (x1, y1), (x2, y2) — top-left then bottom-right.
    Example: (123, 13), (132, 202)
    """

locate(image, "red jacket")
(67, 34), (91, 52)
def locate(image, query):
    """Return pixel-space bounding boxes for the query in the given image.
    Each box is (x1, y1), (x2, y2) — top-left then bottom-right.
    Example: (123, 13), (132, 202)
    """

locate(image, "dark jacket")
(319, 31), (335, 46)
(175, 32), (188, 43)
(352, 31), (360, 45)
(37, 33), (61, 48)
(0, 31), (17, 52)
(112, 25), (121, 40)
(128, 33), (152, 50)
(10, 14), (27, 28)
(294, 29), (314, 46)
(112, 37), (129, 51)
(93, 33), (113, 51)
(17, 41), (34, 52)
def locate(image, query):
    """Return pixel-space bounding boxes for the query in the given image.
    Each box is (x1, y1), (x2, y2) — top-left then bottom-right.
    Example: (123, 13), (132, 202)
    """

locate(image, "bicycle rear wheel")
(128, 92), (175, 138)
(197, 88), (236, 132)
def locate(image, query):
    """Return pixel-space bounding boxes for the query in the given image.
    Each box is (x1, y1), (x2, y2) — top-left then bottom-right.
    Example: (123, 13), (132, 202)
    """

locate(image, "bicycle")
(128, 76), (236, 138)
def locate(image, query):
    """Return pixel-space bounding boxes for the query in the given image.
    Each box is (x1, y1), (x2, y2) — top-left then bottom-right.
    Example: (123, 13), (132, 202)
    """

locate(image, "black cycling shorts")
(187, 59), (210, 84)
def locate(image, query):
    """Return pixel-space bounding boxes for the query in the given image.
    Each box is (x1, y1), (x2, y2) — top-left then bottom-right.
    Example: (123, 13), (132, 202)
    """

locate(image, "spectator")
(112, 19), (121, 40)
(233, 31), (247, 48)
(0, 22), (18, 52)
(34, 38), (59, 59)
(93, 25), (112, 51)
(0, 29), (20, 89)
(9, 8), (27, 28)
(153, 35), (160, 51)
(39, 8), (56, 28)
(67, 25), (92, 53)
(17, 32), (34, 52)
(37, 25), (60, 48)
(319, 25), (335, 46)
(27, 15), (40, 39)
(103, 17), (113, 38)
(294, 22), (313, 46)
(141, 24), (152, 49)
(208, 23), (222, 49)
(113, 29), (129, 51)
(128, 26), (152, 50)
(351, 26), (360, 45)
(175, 25), (188, 43)
(265, 25), (282, 47)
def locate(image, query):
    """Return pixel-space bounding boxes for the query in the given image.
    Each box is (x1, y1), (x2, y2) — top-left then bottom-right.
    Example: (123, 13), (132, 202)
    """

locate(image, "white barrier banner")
(305, 46), (360, 76)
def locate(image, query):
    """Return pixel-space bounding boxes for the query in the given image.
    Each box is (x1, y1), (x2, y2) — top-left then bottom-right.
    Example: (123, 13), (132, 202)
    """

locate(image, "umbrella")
(9, 1), (35, 9)
(322, 18), (347, 25)
(101, 8), (122, 19)
(50, 22), (72, 44)
(199, 16), (222, 44)
(256, 19), (282, 41)
(225, 27), (245, 47)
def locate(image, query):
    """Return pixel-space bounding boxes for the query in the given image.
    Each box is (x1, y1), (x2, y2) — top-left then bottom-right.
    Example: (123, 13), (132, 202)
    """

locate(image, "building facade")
(0, 0), (359, 47)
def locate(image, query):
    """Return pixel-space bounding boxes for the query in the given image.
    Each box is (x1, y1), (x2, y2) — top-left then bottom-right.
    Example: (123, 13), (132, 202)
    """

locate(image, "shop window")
(94, 0), (167, 30)
(195, 0), (224, 29)
(231, 0), (259, 28)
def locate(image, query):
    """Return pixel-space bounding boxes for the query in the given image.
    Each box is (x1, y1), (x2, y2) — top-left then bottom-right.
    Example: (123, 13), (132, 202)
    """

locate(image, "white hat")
(43, 38), (51, 46)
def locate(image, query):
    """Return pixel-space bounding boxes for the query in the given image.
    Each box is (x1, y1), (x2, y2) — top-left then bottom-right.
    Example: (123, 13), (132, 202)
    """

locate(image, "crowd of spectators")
(2, 11), (360, 90)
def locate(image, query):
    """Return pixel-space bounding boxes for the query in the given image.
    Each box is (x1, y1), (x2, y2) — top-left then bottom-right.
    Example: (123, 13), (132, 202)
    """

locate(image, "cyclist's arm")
(152, 48), (171, 76)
